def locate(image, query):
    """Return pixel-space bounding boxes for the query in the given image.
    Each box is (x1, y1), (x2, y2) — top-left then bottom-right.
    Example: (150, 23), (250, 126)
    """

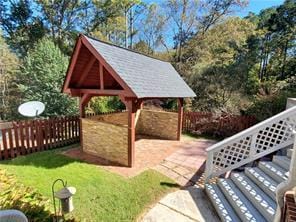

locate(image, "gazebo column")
(126, 99), (137, 167)
(177, 98), (184, 141)
(79, 94), (92, 149)
(79, 94), (92, 118)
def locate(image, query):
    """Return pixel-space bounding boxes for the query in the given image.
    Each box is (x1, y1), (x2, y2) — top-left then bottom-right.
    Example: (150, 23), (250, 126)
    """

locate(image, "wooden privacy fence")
(0, 111), (256, 161)
(183, 112), (257, 138)
(0, 116), (80, 160)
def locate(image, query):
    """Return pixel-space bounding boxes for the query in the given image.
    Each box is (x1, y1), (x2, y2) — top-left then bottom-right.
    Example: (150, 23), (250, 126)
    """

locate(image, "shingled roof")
(63, 34), (196, 99)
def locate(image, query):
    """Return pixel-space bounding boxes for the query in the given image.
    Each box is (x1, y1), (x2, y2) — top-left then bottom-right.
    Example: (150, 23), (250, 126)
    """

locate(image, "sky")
(145, 0), (285, 17)
(141, 0), (285, 48)
(235, 0), (285, 17)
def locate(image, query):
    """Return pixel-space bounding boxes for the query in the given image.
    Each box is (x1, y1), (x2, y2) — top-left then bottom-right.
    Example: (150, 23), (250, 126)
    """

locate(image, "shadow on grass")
(160, 182), (181, 188)
(0, 144), (80, 169)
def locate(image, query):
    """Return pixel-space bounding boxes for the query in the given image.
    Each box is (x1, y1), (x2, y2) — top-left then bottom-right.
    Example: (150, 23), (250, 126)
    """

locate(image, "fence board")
(2, 129), (8, 159)
(0, 116), (80, 161)
(182, 112), (256, 137)
(7, 129), (14, 158)
(13, 122), (20, 156)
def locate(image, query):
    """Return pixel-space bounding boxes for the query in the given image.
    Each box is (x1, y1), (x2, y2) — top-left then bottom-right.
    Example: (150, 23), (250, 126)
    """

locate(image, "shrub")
(245, 86), (296, 121)
(0, 169), (76, 221)
(0, 169), (53, 221)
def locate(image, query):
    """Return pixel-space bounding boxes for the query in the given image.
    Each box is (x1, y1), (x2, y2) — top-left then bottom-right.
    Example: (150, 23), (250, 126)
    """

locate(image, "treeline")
(0, 0), (295, 121)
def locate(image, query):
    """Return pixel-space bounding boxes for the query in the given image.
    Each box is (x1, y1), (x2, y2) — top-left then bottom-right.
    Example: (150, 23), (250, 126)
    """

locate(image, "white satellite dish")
(18, 101), (45, 117)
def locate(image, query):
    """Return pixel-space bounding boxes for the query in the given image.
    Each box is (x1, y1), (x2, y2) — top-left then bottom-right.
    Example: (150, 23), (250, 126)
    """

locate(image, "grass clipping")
(0, 169), (53, 221)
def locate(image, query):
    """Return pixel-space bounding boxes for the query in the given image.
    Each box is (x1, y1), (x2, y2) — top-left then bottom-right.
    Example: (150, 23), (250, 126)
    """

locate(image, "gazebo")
(62, 34), (195, 167)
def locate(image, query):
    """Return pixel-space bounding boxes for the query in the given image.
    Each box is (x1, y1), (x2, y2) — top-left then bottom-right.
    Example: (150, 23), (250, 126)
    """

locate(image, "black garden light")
(52, 179), (76, 221)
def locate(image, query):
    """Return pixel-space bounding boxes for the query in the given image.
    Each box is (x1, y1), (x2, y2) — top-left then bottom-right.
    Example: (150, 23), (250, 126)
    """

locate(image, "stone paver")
(141, 203), (196, 222)
(64, 135), (216, 178)
(141, 186), (220, 222)
(63, 135), (219, 221)
(153, 138), (216, 187)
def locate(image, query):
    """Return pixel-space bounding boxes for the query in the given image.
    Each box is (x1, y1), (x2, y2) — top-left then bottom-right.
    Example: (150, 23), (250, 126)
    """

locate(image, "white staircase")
(205, 151), (291, 222)
(204, 102), (296, 222)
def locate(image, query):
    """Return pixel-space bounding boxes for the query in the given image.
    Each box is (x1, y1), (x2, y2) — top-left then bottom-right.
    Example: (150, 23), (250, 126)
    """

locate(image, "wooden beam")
(70, 89), (124, 96)
(139, 101), (143, 109)
(127, 99), (137, 167)
(81, 35), (136, 97)
(79, 94), (92, 119)
(81, 94), (92, 107)
(62, 38), (82, 92)
(99, 62), (104, 89)
(177, 98), (184, 141)
(77, 56), (96, 86)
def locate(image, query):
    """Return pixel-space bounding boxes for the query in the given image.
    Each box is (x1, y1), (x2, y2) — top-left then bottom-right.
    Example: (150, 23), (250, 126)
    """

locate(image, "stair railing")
(274, 130), (296, 222)
(205, 106), (296, 180)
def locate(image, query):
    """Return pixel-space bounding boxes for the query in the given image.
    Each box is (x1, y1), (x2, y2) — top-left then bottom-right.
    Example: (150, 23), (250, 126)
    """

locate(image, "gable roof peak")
(82, 34), (170, 64)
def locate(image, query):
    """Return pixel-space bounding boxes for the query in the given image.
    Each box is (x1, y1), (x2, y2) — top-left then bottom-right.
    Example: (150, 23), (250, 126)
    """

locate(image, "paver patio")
(154, 138), (216, 186)
(63, 135), (216, 180)
(140, 186), (220, 222)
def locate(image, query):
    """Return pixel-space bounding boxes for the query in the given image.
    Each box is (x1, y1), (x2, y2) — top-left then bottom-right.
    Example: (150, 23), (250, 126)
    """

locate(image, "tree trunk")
(280, 39), (289, 79)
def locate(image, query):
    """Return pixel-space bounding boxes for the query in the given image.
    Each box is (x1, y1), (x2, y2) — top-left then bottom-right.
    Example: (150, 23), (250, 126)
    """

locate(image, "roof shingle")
(86, 36), (196, 98)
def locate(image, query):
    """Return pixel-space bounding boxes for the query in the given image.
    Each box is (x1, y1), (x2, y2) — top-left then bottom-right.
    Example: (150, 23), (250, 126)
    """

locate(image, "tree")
(0, 0), (46, 56)
(267, 0), (296, 79)
(198, 0), (248, 35)
(88, 96), (125, 114)
(91, 0), (144, 48)
(133, 40), (153, 55)
(185, 18), (257, 112)
(0, 34), (20, 120)
(36, 0), (91, 54)
(164, 0), (199, 63)
(18, 38), (78, 117)
(136, 3), (167, 54)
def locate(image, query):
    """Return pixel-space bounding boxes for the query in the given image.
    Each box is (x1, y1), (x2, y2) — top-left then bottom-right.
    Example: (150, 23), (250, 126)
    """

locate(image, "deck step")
(205, 184), (241, 222)
(287, 149), (293, 158)
(218, 178), (267, 222)
(258, 161), (288, 183)
(272, 155), (291, 171)
(231, 173), (276, 222)
(245, 167), (279, 201)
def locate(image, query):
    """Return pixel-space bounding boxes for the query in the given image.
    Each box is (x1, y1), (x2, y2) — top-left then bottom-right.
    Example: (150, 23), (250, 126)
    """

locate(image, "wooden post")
(127, 99), (137, 167)
(177, 98), (184, 141)
(139, 100), (143, 109)
(79, 94), (91, 149)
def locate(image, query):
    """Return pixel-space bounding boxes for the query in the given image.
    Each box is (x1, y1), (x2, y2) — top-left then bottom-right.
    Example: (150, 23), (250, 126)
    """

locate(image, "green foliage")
(0, 149), (177, 221)
(88, 96), (125, 113)
(36, 0), (91, 54)
(245, 78), (296, 121)
(186, 18), (256, 113)
(0, 34), (21, 120)
(0, 169), (52, 221)
(0, 0), (46, 56)
(19, 38), (78, 117)
(245, 65), (260, 95)
(0, 0), (295, 119)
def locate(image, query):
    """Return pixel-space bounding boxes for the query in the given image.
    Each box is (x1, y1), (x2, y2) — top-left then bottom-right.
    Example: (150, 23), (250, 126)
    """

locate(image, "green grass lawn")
(0, 146), (178, 222)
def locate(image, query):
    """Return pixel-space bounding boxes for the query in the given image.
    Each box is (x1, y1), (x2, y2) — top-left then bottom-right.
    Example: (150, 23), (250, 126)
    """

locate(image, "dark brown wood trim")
(81, 94), (92, 107)
(70, 89), (125, 96)
(77, 56), (96, 86)
(177, 98), (184, 141)
(99, 62), (104, 90)
(62, 37), (82, 92)
(81, 35), (136, 97)
(127, 99), (137, 167)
